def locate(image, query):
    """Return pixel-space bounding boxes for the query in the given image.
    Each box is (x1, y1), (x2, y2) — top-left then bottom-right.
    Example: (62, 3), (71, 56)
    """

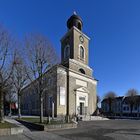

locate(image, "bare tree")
(0, 25), (13, 122)
(11, 49), (28, 118)
(104, 91), (116, 115)
(93, 95), (101, 116)
(125, 89), (139, 116)
(25, 34), (58, 123)
(97, 95), (101, 108)
(5, 87), (17, 116)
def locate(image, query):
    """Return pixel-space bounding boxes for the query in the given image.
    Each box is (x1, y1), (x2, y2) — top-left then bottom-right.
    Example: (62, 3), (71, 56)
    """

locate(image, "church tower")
(61, 12), (92, 77)
(59, 13), (97, 118)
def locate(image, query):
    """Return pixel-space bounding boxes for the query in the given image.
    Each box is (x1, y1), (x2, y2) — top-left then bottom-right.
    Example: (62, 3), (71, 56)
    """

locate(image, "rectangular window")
(48, 78), (52, 86)
(134, 106), (137, 110)
(60, 87), (66, 105)
(48, 96), (53, 109)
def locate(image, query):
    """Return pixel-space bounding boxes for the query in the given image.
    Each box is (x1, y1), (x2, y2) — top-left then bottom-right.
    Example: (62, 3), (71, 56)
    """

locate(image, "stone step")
(79, 116), (109, 121)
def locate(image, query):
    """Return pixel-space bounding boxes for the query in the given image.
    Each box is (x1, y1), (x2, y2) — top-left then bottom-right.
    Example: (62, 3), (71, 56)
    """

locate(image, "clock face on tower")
(79, 35), (84, 43)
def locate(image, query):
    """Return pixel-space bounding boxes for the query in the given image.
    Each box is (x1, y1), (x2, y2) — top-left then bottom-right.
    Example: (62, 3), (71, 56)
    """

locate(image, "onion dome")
(67, 12), (83, 30)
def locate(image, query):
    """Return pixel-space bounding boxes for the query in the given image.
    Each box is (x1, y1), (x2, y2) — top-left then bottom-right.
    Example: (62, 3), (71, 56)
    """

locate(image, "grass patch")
(18, 117), (41, 123)
(46, 120), (66, 125)
(18, 117), (69, 125)
(0, 122), (17, 129)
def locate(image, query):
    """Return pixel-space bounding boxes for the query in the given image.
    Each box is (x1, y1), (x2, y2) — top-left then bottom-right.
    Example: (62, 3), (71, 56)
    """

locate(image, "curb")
(0, 127), (23, 136)
(44, 123), (77, 131)
(17, 119), (77, 131)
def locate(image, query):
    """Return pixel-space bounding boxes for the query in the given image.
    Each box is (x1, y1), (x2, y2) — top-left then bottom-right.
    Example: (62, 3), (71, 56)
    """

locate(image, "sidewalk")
(4, 117), (31, 133)
(1, 117), (71, 140)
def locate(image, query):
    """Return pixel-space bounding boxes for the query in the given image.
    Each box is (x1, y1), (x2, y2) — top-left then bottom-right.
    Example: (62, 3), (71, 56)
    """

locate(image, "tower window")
(78, 23), (82, 30)
(79, 68), (85, 74)
(48, 96), (53, 109)
(64, 45), (70, 59)
(80, 45), (85, 60)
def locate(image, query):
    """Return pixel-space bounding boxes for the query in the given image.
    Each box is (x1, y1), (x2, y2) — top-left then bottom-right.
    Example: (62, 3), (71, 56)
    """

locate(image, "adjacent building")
(101, 96), (140, 117)
(21, 13), (97, 118)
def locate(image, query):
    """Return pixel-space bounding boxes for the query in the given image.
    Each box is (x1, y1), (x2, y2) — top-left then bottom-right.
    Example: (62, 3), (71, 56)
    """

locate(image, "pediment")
(75, 87), (89, 93)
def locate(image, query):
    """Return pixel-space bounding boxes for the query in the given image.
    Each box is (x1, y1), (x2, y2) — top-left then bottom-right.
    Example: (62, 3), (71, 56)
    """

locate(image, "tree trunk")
(0, 91), (4, 123)
(40, 94), (44, 123)
(52, 101), (54, 120)
(130, 104), (133, 117)
(9, 103), (12, 117)
(18, 94), (21, 119)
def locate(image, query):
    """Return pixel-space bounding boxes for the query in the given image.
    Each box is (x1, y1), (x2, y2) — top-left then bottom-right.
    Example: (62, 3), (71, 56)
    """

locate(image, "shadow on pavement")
(16, 120), (44, 132)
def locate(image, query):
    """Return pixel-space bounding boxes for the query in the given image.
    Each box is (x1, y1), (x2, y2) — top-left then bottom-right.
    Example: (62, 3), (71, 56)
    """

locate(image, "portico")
(75, 87), (89, 115)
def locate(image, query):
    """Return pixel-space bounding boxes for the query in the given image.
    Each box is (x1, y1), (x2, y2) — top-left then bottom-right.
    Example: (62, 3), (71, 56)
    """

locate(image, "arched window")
(64, 45), (70, 59)
(78, 23), (82, 30)
(79, 68), (85, 74)
(80, 45), (84, 59)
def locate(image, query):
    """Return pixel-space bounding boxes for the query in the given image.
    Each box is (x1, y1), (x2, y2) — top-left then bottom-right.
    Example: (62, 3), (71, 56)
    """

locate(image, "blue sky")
(0, 0), (140, 100)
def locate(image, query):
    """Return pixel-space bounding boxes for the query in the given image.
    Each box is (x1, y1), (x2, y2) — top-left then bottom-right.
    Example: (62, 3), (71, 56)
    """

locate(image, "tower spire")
(73, 11), (77, 15)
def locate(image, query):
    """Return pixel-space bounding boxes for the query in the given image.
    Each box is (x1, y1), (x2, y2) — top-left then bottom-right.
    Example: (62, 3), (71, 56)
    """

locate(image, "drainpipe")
(74, 89), (77, 122)
(66, 68), (70, 123)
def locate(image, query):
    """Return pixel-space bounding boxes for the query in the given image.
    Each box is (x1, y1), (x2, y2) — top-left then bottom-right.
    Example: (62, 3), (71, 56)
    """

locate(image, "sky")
(0, 0), (140, 100)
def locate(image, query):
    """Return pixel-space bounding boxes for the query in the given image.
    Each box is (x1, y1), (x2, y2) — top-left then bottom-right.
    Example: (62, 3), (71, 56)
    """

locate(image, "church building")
(21, 13), (97, 119)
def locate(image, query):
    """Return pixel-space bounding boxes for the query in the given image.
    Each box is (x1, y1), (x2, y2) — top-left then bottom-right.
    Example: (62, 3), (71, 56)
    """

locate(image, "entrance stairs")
(79, 115), (109, 121)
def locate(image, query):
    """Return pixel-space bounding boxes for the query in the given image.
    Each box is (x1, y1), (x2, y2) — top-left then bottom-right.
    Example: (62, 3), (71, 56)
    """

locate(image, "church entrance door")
(80, 102), (84, 115)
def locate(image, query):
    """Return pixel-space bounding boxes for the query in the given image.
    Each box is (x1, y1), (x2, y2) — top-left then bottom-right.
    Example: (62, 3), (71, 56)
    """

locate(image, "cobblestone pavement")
(1, 119), (140, 140)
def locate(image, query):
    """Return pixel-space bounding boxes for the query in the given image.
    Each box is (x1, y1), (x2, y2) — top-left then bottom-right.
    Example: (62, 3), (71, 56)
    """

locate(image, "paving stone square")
(1, 120), (140, 140)
(52, 120), (140, 140)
